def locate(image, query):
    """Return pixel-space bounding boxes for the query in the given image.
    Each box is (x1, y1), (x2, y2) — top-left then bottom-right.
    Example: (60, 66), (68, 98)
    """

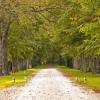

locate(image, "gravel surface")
(0, 68), (100, 100)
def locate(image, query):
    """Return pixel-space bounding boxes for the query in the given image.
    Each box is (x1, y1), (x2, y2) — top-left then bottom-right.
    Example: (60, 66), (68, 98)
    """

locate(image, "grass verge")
(57, 66), (100, 93)
(0, 68), (40, 89)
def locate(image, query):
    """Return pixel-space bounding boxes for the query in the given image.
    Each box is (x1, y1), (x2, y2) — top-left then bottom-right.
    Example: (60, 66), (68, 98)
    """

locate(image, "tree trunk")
(73, 57), (79, 69)
(26, 59), (29, 69)
(12, 58), (18, 73)
(0, 18), (12, 75)
(97, 56), (100, 73)
(19, 59), (26, 71)
(0, 36), (2, 75)
(1, 28), (9, 75)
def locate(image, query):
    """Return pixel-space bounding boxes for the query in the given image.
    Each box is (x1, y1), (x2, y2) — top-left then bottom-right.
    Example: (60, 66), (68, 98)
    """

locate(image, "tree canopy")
(0, 0), (100, 75)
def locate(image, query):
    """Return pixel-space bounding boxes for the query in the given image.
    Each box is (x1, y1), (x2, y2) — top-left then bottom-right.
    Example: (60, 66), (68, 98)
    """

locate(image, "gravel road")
(0, 68), (100, 100)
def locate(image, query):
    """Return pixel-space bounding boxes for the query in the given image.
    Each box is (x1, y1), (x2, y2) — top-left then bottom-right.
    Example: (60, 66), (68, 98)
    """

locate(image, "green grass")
(1, 65), (100, 92)
(0, 68), (40, 89)
(57, 66), (100, 92)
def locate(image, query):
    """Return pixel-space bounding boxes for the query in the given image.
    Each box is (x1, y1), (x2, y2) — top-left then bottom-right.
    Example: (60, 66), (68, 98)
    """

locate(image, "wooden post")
(24, 76), (27, 82)
(84, 76), (87, 83)
(12, 76), (16, 84)
(76, 75), (79, 81)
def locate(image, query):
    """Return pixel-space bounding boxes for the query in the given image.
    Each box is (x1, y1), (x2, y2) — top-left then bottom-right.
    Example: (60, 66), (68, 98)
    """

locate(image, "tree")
(0, 0), (19, 75)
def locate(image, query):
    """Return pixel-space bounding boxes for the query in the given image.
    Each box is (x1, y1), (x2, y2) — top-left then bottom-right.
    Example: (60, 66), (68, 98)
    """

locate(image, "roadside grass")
(0, 68), (40, 89)
(1, 65), (100, 92)
(57, 66), (100, 92)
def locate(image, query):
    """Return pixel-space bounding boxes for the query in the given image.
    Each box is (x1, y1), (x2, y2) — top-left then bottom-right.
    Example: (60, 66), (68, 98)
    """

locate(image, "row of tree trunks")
(73, 56), (100, 73)
(0, 34), (32, 75)
(11, 58), (32, 73)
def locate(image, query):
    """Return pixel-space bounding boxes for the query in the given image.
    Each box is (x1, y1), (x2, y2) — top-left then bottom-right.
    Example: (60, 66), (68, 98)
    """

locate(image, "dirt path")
(0, 68), (100, 100)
